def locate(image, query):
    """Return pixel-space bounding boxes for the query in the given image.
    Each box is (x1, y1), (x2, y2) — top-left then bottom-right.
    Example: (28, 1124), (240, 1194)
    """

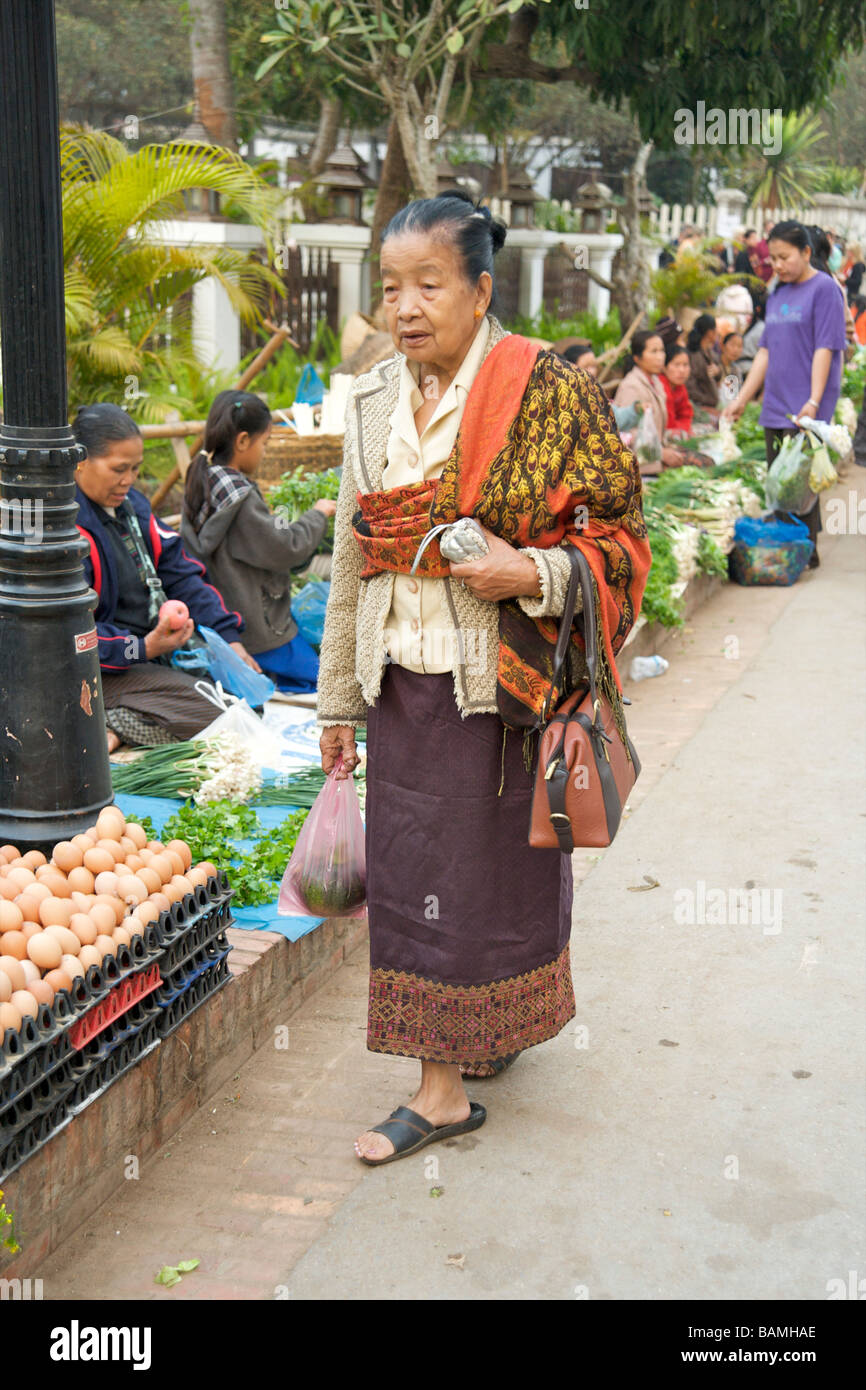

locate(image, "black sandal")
(459, 1052), (522, 1079)
(357, 1101), (487, 1166)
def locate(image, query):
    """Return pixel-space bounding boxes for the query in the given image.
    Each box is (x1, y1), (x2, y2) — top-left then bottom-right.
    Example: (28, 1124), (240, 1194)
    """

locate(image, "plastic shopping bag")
(765, 433), (815, 515)
(196, 625), (275, 705)
(807, 444), (838, 494)
(634, 407), (662, 468)
(278, 757), (367, 918)
(192, 697), (285, 768)
(292, 579), (330, 649)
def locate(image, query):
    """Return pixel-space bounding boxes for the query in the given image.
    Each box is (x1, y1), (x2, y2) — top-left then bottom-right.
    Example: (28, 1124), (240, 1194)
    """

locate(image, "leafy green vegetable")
(642, 527), (685, 628)
(266, 465), (341, 544)
(160, 799), (309, 906)
(696, 532), (728, 578)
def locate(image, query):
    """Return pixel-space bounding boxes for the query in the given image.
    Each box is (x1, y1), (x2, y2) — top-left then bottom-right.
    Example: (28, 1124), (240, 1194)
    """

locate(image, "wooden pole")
(596, 308), (646, 386)
(149, 320), (297, 512)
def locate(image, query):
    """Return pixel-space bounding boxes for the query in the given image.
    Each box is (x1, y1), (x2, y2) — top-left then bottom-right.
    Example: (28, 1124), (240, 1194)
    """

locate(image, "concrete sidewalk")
(39, 481), (865, 1301)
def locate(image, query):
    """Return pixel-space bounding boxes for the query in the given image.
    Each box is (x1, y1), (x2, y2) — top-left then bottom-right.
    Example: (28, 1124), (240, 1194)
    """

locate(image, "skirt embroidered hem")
(367, 942), (576, 1064)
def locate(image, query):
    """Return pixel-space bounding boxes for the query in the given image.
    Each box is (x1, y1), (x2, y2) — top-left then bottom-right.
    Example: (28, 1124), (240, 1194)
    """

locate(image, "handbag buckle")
(544, 756), (561, 781)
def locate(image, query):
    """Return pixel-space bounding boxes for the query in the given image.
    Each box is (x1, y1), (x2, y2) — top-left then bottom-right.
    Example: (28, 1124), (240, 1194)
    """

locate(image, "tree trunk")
(370, 117), (414, 265)
(308, 96), (342, 177)
(611, 138), (653, 330)
(188, 0), (237, 151)
(392, 90), (437, 199)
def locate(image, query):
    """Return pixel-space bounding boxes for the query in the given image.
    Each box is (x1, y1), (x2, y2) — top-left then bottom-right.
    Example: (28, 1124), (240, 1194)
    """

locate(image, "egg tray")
(155, 953), (232, 1039)
(0, 1015), (162, 1182)
(0, 933), (163, 1117)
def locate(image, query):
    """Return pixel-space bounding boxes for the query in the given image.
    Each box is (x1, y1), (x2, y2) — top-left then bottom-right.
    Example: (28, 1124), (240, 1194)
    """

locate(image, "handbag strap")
(541, 545), (600, 722)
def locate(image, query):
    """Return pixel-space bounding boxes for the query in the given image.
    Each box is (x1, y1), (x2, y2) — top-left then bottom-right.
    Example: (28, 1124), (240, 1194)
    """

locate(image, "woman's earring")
(475, 308), (481, 319)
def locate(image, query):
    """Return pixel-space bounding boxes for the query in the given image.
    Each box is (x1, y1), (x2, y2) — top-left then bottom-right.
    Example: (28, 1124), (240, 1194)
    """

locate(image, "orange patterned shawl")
(352, 335), (651, 729)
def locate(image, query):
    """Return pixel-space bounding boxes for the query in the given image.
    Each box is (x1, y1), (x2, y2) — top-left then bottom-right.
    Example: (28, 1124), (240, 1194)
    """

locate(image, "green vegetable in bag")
(765, 434), (815, 515)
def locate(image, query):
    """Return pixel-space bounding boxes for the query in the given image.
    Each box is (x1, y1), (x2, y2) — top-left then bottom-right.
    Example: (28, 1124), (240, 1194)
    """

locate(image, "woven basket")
(259, 429), (344, 482)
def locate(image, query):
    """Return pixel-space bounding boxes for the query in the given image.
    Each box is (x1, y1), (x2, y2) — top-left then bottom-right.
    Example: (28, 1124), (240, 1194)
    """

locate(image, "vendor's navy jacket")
(75, 485), (243, 672)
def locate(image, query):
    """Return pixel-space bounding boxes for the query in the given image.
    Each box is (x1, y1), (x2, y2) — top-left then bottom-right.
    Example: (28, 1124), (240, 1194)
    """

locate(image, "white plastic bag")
(193, 698), (284, 769)
(634, 408), (662, 467)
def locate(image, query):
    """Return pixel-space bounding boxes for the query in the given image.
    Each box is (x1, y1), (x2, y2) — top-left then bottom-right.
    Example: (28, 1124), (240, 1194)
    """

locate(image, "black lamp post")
(0, 0), (113, 849)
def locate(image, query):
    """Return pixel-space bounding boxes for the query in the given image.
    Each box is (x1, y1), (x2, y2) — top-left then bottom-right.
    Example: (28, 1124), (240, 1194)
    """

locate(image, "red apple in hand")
(159, 600), (190, 631)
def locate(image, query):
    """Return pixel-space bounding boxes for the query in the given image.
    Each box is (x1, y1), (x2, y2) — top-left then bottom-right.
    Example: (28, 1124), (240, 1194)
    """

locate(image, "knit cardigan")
(316, 316), (587, 728)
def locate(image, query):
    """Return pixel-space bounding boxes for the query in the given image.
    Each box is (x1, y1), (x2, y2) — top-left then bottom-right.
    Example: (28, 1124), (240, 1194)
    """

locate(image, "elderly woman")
(316, 191), (650, 1165)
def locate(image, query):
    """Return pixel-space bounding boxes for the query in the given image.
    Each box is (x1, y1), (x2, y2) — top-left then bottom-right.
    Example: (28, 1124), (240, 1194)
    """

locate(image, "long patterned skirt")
(364, 662), (576, 1065)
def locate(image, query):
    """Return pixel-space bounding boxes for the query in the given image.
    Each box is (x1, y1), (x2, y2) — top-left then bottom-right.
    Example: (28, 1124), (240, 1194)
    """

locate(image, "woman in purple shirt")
(724, 221), (847, 566)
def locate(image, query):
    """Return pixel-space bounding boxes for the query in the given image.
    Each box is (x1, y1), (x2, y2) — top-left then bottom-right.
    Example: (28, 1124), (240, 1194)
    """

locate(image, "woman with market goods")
(181, 390), (336, 694)
(73, 403), (261, 750)
(614, 330), (694, 474)
(685, 314), (722, 419)
(316, 190), (650, 1164)
(723, 220), (848, 567)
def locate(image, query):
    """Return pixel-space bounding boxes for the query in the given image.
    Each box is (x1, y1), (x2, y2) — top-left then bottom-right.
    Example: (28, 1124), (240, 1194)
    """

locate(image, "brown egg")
(71, 832), (97, 853)
(112, 924), (132, 948)
(94, 893), (127, 926)
(199, 862), (217, 881)
(44, 968), (73, 994)
(163, 850), (185, 877)
(78, 944), (102, 971)
(165, 839), (192, 872)
(0, 956), (27, 991)
(0, 1000), (23, 1042)
(119, 875), (149, 906)
(66, 866), (95, 895)
(133, 902), (160, 927)
(0, 931), (28, 961)
(94, 934), (117, 960)
(26, 931), (63, 971)
(148, 891), (171, 914)
(38, 897), (76, 929)
(22, 921), (42, 942)
(186, 866), (208, 890)
(10, 989), (39, 1018)
(0, 901), (24, 933)
(169, 874), (193, 902)
(19, 959), (41, 985)
(6, 866), (36, 891)
(39, 869), (72, 899)
(96, 807), (126, 841)
(118, 835), (137, 856)
(96, 837), (125, 864)
(60, 954), (85, 979)
(160, 880), (181, 905)
(21, 850), (47, 871)
(149, 854), (174, 885)
(52, 840), (84, 873)
(137, 847), (154, 865)
(83, 846), (115, 876)
(134, 866), (162, 895)
(94, 871), (120, 897)
(89, 901), (120, 934)
(124, 854), (145, 875)
(69, 913), (98, 947)
(0, 844), (21, 863)
(29, 979), (55, 1007)
(18, 883), (52, 914)
(0, 970), (10, 1003)
(0, 876), (20, 901)
(146, 840), (165, 855)
(70, 891), (97, 912)
(124, 822), (148, 850)
(45, 925), (81, 956)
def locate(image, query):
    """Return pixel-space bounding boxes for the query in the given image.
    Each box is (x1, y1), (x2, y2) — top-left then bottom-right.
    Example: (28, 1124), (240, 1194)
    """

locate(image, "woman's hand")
(661, 445), (686, 468)
(448, 524), (540, 602)
(795, 400), (818, 421)
(320, 725), (360, 779)
(314, 498), (337, 517)
(722, 394), (745, 422)
(144, 613), (195, 660)
(230, 641), (263, 674)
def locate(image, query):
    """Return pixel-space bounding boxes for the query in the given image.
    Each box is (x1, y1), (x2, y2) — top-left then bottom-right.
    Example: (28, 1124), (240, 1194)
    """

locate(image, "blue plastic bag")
(197, 625), (276, 705)
(292, 580), (330, 649)
(733, 514), (810, 547)
(295, 363), (326, 406)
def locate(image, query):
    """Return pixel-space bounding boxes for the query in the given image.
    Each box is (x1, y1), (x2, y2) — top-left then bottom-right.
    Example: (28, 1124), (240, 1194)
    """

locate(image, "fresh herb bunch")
(696, 532), (728, 578)
(642, 528), (684, 628)
(159, 799), (309, 907)
(266, 466), (341, 543)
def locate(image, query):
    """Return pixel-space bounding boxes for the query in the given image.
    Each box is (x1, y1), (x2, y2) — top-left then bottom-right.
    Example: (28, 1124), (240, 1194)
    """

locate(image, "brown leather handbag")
(529, 546), (640, 852)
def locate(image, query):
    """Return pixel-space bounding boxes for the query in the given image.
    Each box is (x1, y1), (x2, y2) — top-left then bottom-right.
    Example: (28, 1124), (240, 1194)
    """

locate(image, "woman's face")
(722, 334), (743, 361)
(636, 335), (665, 375)
(701, 325), (718, 351)
(769, 238), (811, 283)
(664, 353), (690, 386)
(233, 424), (272, 476)
(380, 230), (491, 380)
(76, 435), (143, 509)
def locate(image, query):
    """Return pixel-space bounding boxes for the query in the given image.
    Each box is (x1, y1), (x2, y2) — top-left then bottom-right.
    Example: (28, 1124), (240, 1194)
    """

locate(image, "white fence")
(648, 188), (866, 245)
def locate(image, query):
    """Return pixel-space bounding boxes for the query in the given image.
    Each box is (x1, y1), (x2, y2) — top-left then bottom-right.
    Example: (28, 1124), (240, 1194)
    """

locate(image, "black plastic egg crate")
(0, 872), (234, 1181)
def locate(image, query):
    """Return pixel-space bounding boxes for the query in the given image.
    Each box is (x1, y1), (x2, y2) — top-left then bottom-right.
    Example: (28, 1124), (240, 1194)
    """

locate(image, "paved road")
(40, 475), (865, 1301)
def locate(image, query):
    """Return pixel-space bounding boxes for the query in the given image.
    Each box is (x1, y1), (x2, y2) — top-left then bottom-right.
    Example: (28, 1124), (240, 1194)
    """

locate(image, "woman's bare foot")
(460, 1061), (497, 1078)
(106, 729), (120, 753)
(355, 1060), (470, 1162)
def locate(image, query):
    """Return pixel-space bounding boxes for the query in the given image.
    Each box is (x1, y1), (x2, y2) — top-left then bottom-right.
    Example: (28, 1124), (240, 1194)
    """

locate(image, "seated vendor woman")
(73, 403), (261, 751)
(180, 390), (337, 693)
